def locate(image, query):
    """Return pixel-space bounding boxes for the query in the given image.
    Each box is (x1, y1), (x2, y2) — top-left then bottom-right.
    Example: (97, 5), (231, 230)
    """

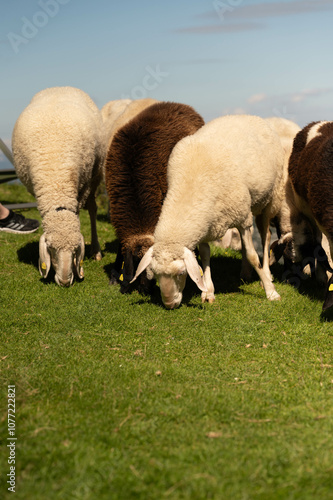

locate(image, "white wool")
(154, 114), (285, 251)
(12, 86), (106, 283)
(13, 86), (106, 219)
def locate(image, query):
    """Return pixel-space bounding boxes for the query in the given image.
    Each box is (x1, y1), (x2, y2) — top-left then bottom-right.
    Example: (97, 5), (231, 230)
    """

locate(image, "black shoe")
(0, 210), (39, 234)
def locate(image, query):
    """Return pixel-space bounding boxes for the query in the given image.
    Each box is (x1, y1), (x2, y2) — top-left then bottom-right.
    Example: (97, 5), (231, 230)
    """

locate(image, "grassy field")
(1, 182), (333, 500)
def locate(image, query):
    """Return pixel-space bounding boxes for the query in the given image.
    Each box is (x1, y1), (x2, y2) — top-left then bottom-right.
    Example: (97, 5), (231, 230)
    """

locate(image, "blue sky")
(1, 0), (333, 167)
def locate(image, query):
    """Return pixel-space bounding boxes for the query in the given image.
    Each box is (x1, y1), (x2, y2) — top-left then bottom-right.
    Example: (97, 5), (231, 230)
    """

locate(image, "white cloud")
(181, 0), (333, 36)
(247, 93), (267, 104)
(223, 107), (247, 115)
(290, 88), (333, 102)
(221, 87), (333, 127)
(246, 87), (333, 110)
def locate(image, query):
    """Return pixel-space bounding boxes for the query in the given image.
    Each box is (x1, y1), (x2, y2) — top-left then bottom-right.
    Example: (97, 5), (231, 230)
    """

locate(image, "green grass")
(1, 182), (333, 500)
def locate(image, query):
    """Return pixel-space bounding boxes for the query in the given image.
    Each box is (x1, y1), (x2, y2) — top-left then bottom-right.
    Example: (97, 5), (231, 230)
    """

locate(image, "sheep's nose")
(55, 275), (73, 287)
(163, 294), (182, 309)
(164, 301), (176, 309)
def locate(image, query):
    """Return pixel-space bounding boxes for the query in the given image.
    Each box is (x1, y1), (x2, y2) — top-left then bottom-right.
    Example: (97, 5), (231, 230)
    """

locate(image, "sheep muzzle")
(159, 274), (185, 309)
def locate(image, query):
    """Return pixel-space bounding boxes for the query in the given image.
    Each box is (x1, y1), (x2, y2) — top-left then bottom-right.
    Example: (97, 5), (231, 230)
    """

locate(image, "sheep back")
(105, 101), (204, 259)
(265, 117), (301, 157)
(154, 114), (285, 248)
(102, 98), (158, 151)
(12, 86), (105, 218)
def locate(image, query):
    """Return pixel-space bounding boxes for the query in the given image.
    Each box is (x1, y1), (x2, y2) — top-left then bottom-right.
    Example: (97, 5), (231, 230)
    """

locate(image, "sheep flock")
(7, 86), (333, 313)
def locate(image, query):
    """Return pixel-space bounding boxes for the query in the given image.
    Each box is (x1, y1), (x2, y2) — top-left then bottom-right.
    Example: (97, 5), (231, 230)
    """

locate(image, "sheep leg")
(198, 242), (215, 303)
(240, 236), (253, 282)
(312, 230), (330, 285)
(255, 212), (273, 284)
(110, 244), (123, 285)
(239, 226), (280, 301)
(86, 193), (102, 260)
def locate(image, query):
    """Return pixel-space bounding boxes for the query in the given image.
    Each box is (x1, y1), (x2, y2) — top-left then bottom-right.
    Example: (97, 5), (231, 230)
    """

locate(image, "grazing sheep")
(288, 121), (333, 311)
(105, 101), (205, 294)
(131, 114), (285, 308)
(12, 86), (106, 286)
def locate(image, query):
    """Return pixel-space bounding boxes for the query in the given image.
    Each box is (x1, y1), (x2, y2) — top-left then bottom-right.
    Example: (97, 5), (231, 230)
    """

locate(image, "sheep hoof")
(267, 290), (281, 301)
(201, 292), (215, 304)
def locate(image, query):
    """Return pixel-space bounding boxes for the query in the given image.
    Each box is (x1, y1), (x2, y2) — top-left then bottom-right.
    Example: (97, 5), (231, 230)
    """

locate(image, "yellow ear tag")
(270, 249), (272, 256)
(200, 267), (203, 277)
(80, 260), (84, 267)
(329, 284), (333, 292)
(41, 262), (47, 270)
(119, 261), (125, 281)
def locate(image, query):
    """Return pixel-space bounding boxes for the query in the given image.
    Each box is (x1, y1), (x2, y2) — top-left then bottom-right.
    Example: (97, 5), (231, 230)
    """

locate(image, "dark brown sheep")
(288, 120), (333, 310)
(104, 101), (204, 294)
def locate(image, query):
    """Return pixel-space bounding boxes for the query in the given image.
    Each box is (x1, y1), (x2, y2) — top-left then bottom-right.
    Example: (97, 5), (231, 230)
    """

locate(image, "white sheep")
(131, 114), (285, 308)
(12, 86), (106, 286)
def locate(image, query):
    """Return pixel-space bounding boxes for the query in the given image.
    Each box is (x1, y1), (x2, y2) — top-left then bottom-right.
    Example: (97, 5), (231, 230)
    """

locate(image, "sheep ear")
(122, 249), (134, 284)
(75, 235), (85, 279)
(130, 246), (154, 283)
(183, 247), (207, 292)
(38, 234), (51, 278)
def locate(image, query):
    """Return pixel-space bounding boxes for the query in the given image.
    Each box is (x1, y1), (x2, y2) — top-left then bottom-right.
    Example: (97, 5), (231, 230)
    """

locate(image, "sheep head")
(39, 233), (85, 286)
(131, 244), (207, 309)
(39, 210), (85, 286)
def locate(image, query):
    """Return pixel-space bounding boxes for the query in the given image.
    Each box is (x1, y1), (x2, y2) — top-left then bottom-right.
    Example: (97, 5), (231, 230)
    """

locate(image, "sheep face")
(131, 245), (207, 309)
(39, 233), (85, 286)
(158, 266), (187, 309)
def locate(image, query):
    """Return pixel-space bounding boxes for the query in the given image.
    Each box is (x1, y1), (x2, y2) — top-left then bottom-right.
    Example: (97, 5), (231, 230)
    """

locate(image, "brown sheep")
(104, 101), (204, 294)
(288, 121), (333, 311)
